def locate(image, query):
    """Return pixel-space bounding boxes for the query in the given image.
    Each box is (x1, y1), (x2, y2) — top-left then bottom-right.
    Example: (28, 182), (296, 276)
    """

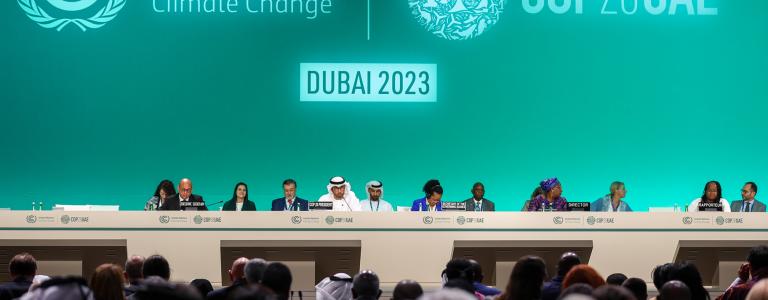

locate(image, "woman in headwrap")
(527, 178), (568, 211)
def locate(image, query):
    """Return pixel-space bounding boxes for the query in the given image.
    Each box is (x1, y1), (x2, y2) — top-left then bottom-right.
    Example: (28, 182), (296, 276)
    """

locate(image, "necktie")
(745, 202), (751, 212)
(288, 199), (293, 210)
(475, 202), (481, 212)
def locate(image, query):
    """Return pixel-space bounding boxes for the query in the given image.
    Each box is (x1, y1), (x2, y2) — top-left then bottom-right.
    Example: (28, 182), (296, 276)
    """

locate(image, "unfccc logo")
(409, 0), (507, 40)
(18, 0), (126, 32)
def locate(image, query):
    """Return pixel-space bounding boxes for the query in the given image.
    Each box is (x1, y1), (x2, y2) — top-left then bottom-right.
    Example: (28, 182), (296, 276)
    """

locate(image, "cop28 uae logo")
(18, 0), (126, 32)
(409, 0), (506, 40)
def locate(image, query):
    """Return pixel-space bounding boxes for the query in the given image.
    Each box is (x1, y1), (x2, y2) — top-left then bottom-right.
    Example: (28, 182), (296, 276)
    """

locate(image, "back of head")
(558, 252), (582, 277)
(261, 262), (292, 300)
(124, 256), (145, 283)
(501, 256), (547, 300)
(9, 252), (37, 278)
(748, 245), (768, 272)
(90, 264), (125, 300)
(230, 257), (250, 281)
(420, 289), (476, 300)
(131, 276), (203, 300)
(558, 283), (595, 300)
(652, 263), (674, 291)
(606, 274), (628, 286)
(592, 285), (636, 300)
(668, 263), (708, 300)
(244, 258), (269, 285)
(189, 279), (213, 298)
(658, 280), (691, 300)
(443, 258), (475, 284)
(142, 255), (170, 280)
(352, 270), (381, 300)
(564, 265), (606, 289)
(392, 280), (423, 300)
(316, 273), (353, 300)
(621, 278), (647, 300)
(746, 279), (768, 300)
(467, 259), (483, 282)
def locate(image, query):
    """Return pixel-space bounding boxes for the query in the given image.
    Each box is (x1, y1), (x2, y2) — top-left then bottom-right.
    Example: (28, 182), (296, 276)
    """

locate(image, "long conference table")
(0, 211), (766, 292)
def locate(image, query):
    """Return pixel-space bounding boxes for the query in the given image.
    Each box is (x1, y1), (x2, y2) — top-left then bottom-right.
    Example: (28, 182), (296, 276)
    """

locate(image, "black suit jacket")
(206, 279), (247, 300)
(271, 197), (309, 211)
(463, 198), (496, 211)
(0, 277), (32, 300)
(222, 199), (257, 211)
(159, 194), (208, 211)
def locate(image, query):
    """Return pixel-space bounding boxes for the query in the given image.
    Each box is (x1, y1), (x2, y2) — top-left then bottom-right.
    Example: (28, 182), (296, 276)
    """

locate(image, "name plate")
(442, 202), (467, 211)
(308, 202), (334, 211)
(179, 201), (206, 211)
(698, 202), (723, 212)
(567, 202), (591, 212)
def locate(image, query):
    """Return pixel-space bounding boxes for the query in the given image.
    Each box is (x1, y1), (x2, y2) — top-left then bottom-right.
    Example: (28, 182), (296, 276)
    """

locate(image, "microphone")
(206, 200), (224, 207)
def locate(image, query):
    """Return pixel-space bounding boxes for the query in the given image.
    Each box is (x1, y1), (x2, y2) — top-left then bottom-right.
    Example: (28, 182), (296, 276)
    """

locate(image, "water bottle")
(32, 201), (36, 211)
(673, 203), (679, 212)
(39, 200), (44, 211)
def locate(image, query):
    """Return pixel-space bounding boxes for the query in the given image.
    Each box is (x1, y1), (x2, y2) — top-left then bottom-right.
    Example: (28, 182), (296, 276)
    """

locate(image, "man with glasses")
(159, 178), (207, 211)
(731, 182), (766, 212)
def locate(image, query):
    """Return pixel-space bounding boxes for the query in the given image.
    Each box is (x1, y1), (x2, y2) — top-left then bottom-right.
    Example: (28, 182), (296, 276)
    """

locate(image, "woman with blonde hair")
(591, 181), (633, 212)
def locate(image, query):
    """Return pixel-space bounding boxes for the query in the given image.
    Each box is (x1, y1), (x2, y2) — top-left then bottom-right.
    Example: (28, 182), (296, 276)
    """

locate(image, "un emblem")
(552, 216), (564, 225)
(26, 215), (37, 224)
(423, 216), (434, 224)
(409, 0), (506, 40)
(682, 217), (693, 225)
(715, 216), (725, 226)
(291, 216), (302, 224)
(60, 214), (71, 224)
(158, 216), (170, 224)
(18, 0), (126, 32)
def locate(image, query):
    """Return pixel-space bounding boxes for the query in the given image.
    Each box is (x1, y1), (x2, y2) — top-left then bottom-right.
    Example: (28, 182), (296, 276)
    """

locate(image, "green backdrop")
(2, 0), (766, 211)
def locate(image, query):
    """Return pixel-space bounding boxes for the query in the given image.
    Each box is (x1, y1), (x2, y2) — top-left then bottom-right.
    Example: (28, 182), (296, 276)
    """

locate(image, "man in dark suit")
(731, 182), (767, 212)
(0, 253), (36, 300)
(463, 182), (495, 212)
(207, 257), (249, 300)
(123, 255), (144, 297)
(159, 178), (207, 211)
(271, 179), (309, 211)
